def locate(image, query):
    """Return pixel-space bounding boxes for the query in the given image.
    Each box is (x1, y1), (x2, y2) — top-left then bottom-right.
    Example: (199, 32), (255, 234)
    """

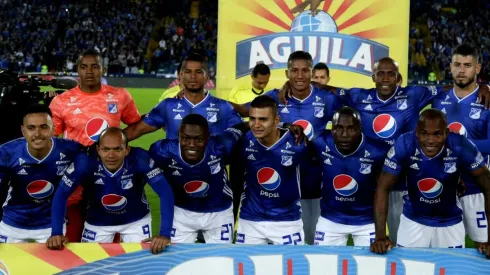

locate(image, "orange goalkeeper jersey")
(49, 85), (141, 147)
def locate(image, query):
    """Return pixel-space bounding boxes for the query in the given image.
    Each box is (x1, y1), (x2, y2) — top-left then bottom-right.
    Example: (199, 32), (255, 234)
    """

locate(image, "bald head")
(372, 57), (401, 100)
(373, 57), (399, 73)
(99, 127), (128, 148)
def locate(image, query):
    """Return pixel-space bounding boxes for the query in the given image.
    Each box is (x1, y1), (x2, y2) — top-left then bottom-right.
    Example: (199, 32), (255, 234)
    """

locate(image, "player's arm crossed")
(124, 101), (168, 141)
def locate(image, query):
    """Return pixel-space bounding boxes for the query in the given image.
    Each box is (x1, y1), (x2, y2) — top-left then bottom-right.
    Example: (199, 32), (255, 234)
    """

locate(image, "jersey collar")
(25, 137), (55, 163)
(184, 91), (210, 108)
(291, 85), (314, 103)
(452, 85), (479, 103)
(256, 130), (289, 151)
(376, 85), (399, 103)
(103, 161), (125, 177)
(178, 144), (207, 167)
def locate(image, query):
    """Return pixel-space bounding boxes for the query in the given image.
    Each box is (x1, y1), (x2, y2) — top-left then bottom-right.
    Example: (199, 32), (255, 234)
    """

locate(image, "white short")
(387, 191), (405, 245)
(0, 222), (65, 243)
(235, 218), (305, 245)
(171, 206), (234, 244)
(396, 214), (465, 248)
(81, 214), (152, 243)
(460, 193), (488, 243)
(314, 216), (374, 246)
(301, 198), (321, 245)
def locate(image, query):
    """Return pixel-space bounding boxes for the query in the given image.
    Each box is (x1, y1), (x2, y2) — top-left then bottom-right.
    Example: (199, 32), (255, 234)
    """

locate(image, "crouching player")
(47, 127), (174, 254)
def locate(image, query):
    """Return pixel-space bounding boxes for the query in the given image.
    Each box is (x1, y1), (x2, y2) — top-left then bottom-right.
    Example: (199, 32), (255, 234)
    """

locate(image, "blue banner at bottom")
(58, 244), (490, 275)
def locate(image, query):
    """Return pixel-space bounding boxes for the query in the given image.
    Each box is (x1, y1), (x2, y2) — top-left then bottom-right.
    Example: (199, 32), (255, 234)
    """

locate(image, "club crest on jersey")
(373, 114), (397, 138)
(257, 167), (281, 191)
(444, 162), (457, 174)
(57, 165), (68, 176)
(469, 108), (481, 119)
(101, 194), (127, 211)
(314, 107), (324, 118)
(417, 178), (443, 199)
(281, 156), (293, 166)
(397, 99), (407, 110)
(26, 180), (54, 199)
(85, 117), (109, 141)
(108, 103), (118, 114)
(207, 112), (217, 123)
(184, 181), (210, 197)
(121, 179), (133, 190)
(359, 163), (372, 174)
(210, 163), (221, 174)
(293, 119), (314, 140)
(448, 122), (467, 136)
(333, 174), (358, 196)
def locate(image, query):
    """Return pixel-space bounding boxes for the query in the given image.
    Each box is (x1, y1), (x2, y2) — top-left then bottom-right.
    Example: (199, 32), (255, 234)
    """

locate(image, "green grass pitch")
(127, 87), (475, 248)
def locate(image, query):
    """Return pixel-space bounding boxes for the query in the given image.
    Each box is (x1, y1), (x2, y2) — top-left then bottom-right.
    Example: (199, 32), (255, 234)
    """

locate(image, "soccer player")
(0, 105), (82, 243)
(277, 56), (490, 244)
(311, 107), (388, 246)
(149, 114), (248, 243)
(47, 128), (173, 254)
(235, 95), (308, 245)
(312, 62), (330, 85)
(227, 63), (271, 105)
(432, 44), (490, 248)
(124, 53), (242, 140)
(371, 109), (490, 255)
(233, 51), (342, 245)
(49, 49), (142, 242)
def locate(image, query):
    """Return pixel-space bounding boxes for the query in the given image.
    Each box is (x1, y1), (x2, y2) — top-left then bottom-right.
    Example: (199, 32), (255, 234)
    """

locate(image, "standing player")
(124, 53), (242, 140)
(278, 56), (490, 244)
(233, 51), (342, 245)
(149, 114), (248, 243)
(235, 95), (308, 245)
(432, 44), (490, 248)
(0, 105), (82, 243)
(49, 49), (142, 242)
(371, 109), (490, 255)
(47, 128), (173, 254)
(311, 107), (388, 246)
(311, 63), (330, 85)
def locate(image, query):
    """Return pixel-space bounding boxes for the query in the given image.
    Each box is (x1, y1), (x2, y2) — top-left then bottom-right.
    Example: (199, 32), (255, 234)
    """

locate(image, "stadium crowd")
(409, 0), (490, 82)
(0, 0), (218, 75)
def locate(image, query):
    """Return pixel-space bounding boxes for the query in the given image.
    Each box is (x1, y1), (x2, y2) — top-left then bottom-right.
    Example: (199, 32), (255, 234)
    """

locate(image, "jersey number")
(220, 223), (233, 241)
(476, 211), (487, 228)
(282, 232), (302, 245)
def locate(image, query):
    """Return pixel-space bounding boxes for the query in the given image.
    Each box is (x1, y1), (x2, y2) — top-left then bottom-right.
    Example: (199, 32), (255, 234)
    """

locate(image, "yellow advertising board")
(216, 0), (409, 98)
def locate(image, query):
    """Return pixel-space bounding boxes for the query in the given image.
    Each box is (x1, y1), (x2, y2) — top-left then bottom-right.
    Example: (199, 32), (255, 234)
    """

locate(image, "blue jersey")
(312, 133), (387, 226)
(338, 85), (443, 146)
(383, 132), (485, 227)
(52, 148), (174, 237)
(239, 131), (307, 222)
(0, 138), (82, 230)
(143, 92), (243, 139)
(260, 86), (343, 199)
(149, 127), (244, 213)
(432, 87), (490, 195)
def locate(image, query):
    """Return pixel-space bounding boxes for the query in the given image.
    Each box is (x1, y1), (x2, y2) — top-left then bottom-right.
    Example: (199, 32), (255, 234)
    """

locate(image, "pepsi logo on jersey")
(293, 119), (314, 140)
(333, 174), (358, 202)
(85, 117), (109, 141)
(417, 178), (443, 204)
(257, 167), (281, 198)
(373, 114), (397, 139)
(448, 122), (467, 136)
(101, 194), (128, 212)
(184, 181), (210, 197)
(26, 180), (54, 200)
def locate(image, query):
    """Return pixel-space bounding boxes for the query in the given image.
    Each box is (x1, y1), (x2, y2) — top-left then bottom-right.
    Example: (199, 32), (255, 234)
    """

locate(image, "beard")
(184, 85), (204, 93)
(453, 75), (475, 89)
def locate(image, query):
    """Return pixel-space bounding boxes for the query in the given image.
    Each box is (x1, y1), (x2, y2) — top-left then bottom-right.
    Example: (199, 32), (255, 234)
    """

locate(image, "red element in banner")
(99, 243), (126, 257)
(18, 244), (86, 270)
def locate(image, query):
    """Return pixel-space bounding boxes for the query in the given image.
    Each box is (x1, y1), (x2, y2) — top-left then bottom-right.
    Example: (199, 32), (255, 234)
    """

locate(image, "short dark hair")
(452, 44), (479, 63)
(98, 127), (129, 148)
(417, 108), (447, 128)
(23, 104), (52, 120)
(182, 52), (208, 72)
(76, 49), (102, 67)
(287, 51), (313, 69)
(252, 63), (271, 77)
(313, 62), (330, 77)
(250, 95), (277, 116)
(180, 114), (209, 134)
(332, 106), (361, 126)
